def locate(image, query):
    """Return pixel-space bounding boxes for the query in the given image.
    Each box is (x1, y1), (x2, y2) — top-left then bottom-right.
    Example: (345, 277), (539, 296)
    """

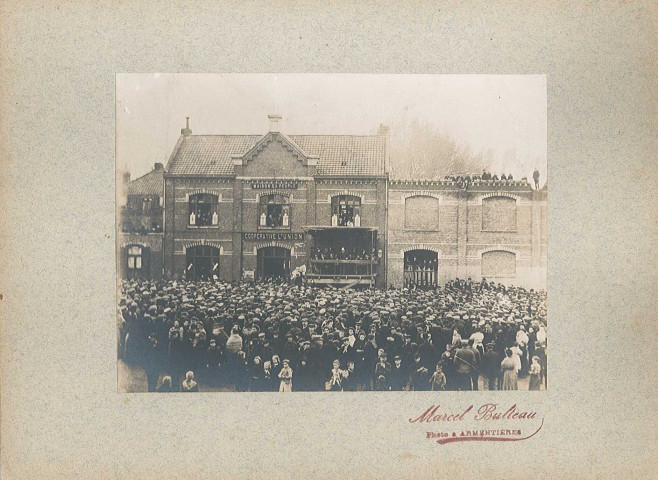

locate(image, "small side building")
(117, 163), (165, 281)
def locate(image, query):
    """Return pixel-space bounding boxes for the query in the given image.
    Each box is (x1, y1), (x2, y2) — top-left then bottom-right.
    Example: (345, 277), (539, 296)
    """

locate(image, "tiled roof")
(293, 135), (386, 176)
(125, 168), (164, 197)
(167, 135), (261, 176)
(166, 134), (386, 177)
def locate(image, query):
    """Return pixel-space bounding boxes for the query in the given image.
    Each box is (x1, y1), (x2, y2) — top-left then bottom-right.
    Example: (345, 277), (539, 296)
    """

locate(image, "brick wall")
(481, 250), (516, 277)
(404, 195), (440, 230)
(388, 181), (546, 290)
(242, 137), (310, 178)
(482, 196), (516, 232)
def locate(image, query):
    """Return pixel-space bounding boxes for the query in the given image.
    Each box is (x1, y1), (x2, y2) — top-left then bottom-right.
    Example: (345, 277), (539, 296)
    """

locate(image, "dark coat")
(389, 364), (407, 391)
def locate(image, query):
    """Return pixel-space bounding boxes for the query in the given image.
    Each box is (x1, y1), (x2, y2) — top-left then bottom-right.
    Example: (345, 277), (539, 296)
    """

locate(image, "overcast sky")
(116, 74), (546, 180)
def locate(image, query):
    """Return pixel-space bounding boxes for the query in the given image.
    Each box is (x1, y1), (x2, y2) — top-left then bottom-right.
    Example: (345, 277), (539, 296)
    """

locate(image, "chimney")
(122, 171), (131, 185)
(181, 116), (192, 137)
(378, 124), (391, 174)
(268, 114), (282, 132)
(154, 162), (164, 171)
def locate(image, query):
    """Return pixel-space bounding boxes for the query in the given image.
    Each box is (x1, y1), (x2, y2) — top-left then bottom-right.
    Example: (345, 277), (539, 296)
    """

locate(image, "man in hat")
(389, 355), (407, 391)
(481, 342), (501, 390)
(363, 334), (378, 390)
(374, 354), (391, 381)
(204, 338), (222, 387)
(418, 333), (437, 370)
(410, 355), (430, 391)
(338, 335), (354, 366)
(143, 334), (162, 392)
(341, 360), (357, 392)
(453, 339), (477, 391)
(283, 334), (299, 367)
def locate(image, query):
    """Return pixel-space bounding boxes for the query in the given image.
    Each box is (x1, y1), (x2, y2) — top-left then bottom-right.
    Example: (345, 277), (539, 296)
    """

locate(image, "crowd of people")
(310, 246), (374, 261)
(118, 277), (547, 392)
(307, 246), (378, 277)
(443, 169), (543, 191)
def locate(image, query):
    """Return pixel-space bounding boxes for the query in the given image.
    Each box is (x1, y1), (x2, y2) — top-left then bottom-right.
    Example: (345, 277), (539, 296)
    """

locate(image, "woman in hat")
(500, 349), (518, 390)
(278, 359), (293, 392)
(180, 371), (199, 392)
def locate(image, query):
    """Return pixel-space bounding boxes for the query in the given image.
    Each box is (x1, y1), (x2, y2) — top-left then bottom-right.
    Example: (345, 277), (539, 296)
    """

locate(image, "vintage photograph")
(116, 74), (547, 393)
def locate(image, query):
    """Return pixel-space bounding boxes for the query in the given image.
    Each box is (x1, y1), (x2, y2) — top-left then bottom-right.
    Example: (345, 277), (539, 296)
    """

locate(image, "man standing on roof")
(533, 169), (540, 190)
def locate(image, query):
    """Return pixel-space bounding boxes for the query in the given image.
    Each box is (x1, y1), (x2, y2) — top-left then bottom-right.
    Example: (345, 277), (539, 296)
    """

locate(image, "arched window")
(404, 195), (439, 230)
(189, 193), (218, 227)
(185, 245), (220, 281)
(482, 196), (516, 232)
(481, 250), (516, 278)
(404, 249), (438, 288)
(331, 195), (361, 226)
(259, 194), (291, 228)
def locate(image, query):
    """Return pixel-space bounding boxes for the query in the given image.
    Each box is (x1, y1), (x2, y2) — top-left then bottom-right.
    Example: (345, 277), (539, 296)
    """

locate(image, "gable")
(240, 133), (309, 177)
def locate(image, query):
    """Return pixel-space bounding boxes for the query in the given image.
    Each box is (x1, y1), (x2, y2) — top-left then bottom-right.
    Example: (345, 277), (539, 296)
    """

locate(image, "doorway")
(185, 245), (220, 281)
(404, 249), (438, 288)
(257, 246), (291, 281)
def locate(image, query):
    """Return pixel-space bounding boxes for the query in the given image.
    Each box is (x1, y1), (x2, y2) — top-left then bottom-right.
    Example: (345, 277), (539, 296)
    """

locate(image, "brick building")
(119, 115), (547, 290)
(162, 116), (388, 288)
(117, 163), (165, 280)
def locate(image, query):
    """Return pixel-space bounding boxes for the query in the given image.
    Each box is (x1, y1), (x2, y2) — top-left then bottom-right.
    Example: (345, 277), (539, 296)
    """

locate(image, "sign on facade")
(251, 180), (300, 190)
(243, 232), (305, 241)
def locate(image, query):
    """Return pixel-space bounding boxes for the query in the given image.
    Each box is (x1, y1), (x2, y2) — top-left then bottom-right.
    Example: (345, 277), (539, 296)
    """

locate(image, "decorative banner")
(244, 232), (305, 241)
(251, 180), (299, 190)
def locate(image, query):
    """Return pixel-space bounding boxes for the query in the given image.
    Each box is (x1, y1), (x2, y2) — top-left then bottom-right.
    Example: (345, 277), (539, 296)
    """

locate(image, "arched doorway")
(185, 245), (220, 281)
(257, 246), (291, 281)
(404, 250), (438, 288)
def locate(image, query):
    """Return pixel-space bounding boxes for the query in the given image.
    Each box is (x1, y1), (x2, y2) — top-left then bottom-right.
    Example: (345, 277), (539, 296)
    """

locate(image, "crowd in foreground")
(118, 278), (547, 392)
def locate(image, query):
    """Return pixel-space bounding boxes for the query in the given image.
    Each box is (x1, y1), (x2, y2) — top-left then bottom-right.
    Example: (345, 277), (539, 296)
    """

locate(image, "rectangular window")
(189, 193), (219, 227)
(259, 194), (291, 228)
(331, 195), (361, 226)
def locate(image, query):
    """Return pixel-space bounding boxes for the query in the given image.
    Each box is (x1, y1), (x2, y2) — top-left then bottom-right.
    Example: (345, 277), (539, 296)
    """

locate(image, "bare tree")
(387, 119), (493, 179)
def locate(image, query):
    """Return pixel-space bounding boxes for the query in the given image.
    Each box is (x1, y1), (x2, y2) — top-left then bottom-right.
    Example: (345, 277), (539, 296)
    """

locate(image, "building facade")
(388, 180), (547, 290)
(162, 116), (388, 288)
(119, 116), (547, 290)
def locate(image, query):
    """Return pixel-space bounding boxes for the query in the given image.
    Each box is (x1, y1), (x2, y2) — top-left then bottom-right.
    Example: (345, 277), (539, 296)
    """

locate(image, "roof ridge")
(185, 133), (382, 138)
(189, 134), (261, 137)
(129, 168), (160, 184)
(292, 134), (383, 137)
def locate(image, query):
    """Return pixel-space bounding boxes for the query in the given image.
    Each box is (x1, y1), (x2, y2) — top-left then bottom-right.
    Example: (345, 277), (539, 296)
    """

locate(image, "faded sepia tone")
(116, 74), (547, 395)
(1, 1), (656, 480)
